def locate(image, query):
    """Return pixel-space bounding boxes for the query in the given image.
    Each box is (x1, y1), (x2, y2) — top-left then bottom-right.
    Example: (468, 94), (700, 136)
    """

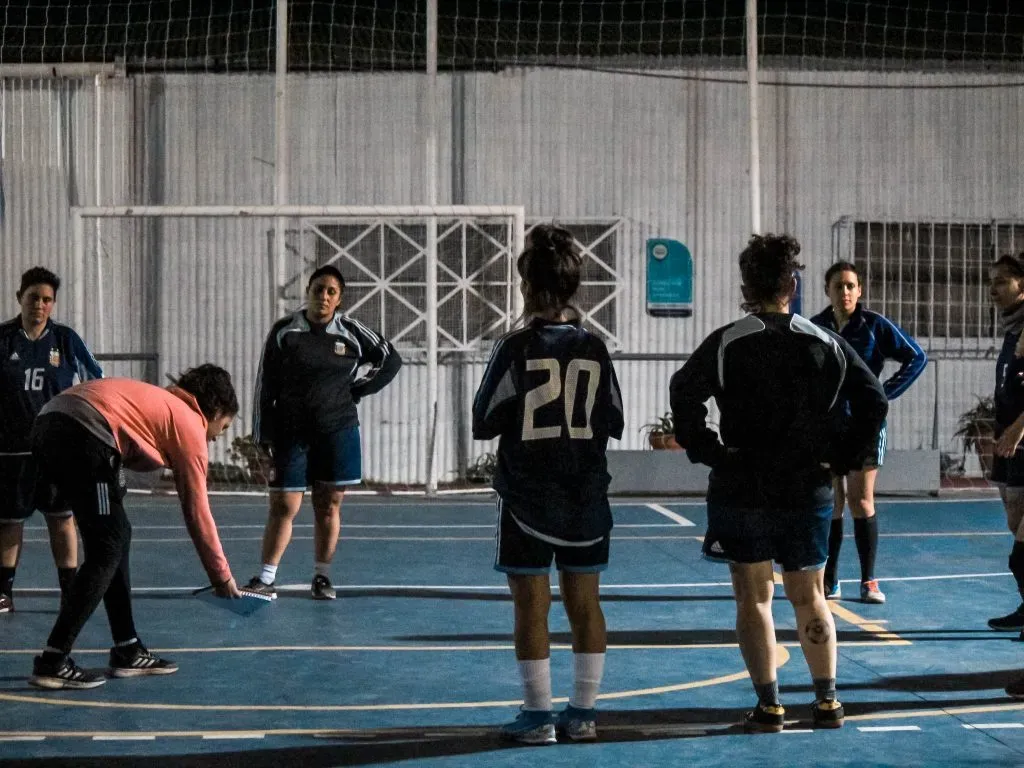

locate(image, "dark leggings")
(31, 413), (138, 654)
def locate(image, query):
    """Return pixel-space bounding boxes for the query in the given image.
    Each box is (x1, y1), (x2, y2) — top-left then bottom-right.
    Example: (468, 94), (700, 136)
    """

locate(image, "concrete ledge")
(608, 449), (940, 496)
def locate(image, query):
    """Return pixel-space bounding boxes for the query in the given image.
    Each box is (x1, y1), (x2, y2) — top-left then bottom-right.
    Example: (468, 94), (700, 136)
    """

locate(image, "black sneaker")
(1007, 676), (1024, 699)
(245, 576), (278, 600)
(988, 604), (1024, 630)
(811, 699), (845, 729)
(743, 702), (785, 733)
(0, 593), (12, 614)
(29, 655), (106, 690)
(108, 643), (179, 678)
(311, 574), (336, 600)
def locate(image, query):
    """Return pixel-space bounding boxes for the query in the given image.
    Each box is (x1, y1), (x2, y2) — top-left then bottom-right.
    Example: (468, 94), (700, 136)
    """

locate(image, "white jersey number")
(23, 368), (44, 392)
(522, 358), (601, 441)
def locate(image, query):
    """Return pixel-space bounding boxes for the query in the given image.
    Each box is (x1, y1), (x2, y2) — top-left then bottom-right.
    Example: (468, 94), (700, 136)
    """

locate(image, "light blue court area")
(3, 496), (1024, 766)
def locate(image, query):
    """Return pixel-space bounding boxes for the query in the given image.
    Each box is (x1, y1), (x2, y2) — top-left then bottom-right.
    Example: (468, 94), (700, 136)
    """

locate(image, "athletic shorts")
(493, 499), (610, 575)
(863, 422), (887, 469)
(702, 503), (832, 572)
(30, 413), (128, 522)
(991, 450), (1024, 488)
(268, 427), (362, 491)
(0, 452), (69, 523)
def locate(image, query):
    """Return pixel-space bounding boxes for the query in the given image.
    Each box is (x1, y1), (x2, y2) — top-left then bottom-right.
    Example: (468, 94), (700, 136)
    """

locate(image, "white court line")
(645, 503), (696, 527)
(962, 723), (1024, 730)
(0, 736), (45, 742)
(24, 535), (700, 544)
(858, 726), (921, 732)
(202, 733), (266, 740)
(93, 735), (157, 741)
(10, 571), (1014, 595)
(780, 729), (814, 734)
(25, 523), (682, 531)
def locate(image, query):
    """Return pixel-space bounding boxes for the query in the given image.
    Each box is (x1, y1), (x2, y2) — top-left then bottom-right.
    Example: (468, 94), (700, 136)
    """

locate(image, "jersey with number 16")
(472, 317), (624, 543)
(0, 317), (103, 453)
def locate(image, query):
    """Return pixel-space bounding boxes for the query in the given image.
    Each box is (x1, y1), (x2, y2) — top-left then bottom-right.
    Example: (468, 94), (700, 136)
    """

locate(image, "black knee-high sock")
(0, 566), (14, 596)
(1008, 541), (1024, 599)
(853, 516), (878, 583)
(824, 519), (843, 587)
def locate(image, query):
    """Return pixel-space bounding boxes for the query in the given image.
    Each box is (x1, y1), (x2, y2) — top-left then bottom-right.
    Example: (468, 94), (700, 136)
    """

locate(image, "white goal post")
(71, 204), (527, 495)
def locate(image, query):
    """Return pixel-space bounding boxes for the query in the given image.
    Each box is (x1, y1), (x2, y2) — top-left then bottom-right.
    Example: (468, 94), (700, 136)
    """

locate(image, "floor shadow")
(7, 697), (1019, 768)
(782, 667), (1023, 695)
(392, 628), (874, 645)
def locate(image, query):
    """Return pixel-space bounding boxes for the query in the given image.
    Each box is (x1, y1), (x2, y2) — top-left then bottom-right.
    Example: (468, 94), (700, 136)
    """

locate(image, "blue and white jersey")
(472, 317), (624, 543)
(670, 313), (888, 510)
(809, 304), (927, 401)
(253, 309), (402, 443)
(0, 317), (103, 453)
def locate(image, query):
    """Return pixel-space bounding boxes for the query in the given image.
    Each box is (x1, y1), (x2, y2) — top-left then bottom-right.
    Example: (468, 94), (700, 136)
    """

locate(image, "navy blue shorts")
(493, 500), (610, 575)
(702, 504), (832, 572)
(268, 427), (362, 491)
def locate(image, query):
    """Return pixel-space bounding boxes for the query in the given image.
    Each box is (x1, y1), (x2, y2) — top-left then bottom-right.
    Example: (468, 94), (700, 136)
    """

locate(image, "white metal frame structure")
(72, 204), (526, 494)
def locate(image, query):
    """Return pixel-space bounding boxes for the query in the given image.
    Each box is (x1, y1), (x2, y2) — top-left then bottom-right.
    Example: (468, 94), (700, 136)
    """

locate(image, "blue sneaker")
(555, 704), (597, 741)
(500, 708), (556, 745)
(825, 581), (842, 600)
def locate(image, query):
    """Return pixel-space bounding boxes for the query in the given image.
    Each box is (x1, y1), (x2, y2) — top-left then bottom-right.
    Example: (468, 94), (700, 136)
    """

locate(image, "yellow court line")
(769, 570), (907, 646)
(828, 601), (911, 645)
(0, 647), (789, 714)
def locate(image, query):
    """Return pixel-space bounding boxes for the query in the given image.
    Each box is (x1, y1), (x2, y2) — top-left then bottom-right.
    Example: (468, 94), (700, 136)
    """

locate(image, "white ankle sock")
(314, 562), (331, 579)
(518, 658), (552, 711)
(570, 653), (605, 709)
(259, 564), (278, 585)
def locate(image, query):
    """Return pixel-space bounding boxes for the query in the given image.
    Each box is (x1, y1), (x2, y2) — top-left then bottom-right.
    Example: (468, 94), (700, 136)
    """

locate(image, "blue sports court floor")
(2, 494), (1024, 767)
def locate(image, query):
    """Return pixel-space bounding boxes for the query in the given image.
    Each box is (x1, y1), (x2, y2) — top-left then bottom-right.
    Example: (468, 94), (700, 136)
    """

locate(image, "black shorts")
(0, 453), (68, 523)
(30, 413), (128, 522)
(991, 450), (1024, 488)
(493, 500), (610, 575)
(702, 503), (832, 572)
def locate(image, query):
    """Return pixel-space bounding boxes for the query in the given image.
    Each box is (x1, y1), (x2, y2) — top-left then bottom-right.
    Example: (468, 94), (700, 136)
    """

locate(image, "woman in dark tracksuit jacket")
(810, 261), (927, 605)
(815, 264), (929, 606)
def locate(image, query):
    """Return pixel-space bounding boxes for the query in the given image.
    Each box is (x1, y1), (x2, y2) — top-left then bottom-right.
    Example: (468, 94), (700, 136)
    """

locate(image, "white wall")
(2, 68), (1020, 482)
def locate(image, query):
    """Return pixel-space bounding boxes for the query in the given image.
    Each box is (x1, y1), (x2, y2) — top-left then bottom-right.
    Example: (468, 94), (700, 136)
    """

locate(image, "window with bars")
(838, 221), (1024, 342)
(526, 220), (622, 349)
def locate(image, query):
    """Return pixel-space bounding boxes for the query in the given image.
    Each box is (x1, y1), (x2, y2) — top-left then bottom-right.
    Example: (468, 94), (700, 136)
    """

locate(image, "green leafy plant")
(640, 411), (681, 450)
(952, 396), (996, 473)
(466, 452), (497, 484)
(228, 433), (273, 486)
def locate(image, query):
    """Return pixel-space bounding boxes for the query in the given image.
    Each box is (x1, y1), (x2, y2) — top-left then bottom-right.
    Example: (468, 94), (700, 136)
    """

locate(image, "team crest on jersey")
(49, 348), (60, 367)
(334, 341), (347, 356)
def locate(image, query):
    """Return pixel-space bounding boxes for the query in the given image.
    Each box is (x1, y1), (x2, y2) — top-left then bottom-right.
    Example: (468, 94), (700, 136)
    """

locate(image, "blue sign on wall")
(646, 239), (693, 318)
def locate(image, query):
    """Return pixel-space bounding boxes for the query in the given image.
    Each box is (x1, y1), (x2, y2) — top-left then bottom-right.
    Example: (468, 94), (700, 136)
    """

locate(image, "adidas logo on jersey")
(8, 352), (18, 361)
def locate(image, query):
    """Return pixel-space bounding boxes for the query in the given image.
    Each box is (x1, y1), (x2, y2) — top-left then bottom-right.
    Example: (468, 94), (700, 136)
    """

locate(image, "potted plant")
(953, 396), (996, 475)
(229, 433), (273, 486)
(641, 411), (682, 450)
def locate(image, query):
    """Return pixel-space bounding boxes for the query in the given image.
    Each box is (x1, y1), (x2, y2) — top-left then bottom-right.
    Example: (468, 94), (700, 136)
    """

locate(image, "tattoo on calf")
(804, 618), (831, 645)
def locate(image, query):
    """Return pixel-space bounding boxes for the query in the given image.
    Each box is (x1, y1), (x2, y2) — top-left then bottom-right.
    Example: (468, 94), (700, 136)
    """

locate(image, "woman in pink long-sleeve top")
(24, 364), (243, 690)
